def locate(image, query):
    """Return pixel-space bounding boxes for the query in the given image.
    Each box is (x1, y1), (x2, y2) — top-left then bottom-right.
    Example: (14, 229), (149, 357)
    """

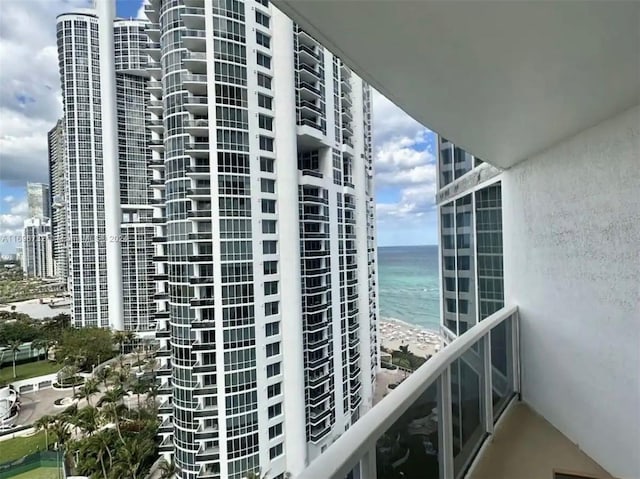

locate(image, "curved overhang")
(273, 0), (640, 168)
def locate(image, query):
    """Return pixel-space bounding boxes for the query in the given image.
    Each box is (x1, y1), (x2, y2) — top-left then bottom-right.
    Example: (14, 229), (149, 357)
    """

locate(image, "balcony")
(183, 29), (206, 52)
(184, 73), (208, 95)
(185, 51), (207, 74)
(297, 62), (323, 83)
(147, 80), (162, 95)
(185, 140), (209, 158)
(185, 118), (209, 136)
(183, 7), (205, 29)
(297, 306), (521, 479)
(185, 95), (208, 115)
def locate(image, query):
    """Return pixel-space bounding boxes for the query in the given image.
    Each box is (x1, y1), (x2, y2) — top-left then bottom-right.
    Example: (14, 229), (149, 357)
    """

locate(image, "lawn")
(0, 432), (52, 464)
(0, 361), (60, 384)
(7, 467), (62, 479)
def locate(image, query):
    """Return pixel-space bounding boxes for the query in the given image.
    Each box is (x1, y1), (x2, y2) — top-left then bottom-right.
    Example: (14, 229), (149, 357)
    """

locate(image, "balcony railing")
(297, 305), (519, 479)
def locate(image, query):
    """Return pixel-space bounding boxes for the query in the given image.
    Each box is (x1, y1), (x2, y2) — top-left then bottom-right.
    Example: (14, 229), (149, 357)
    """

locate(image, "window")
(268, 403), (282, 419)
(258, 94), (272, 109)
(262, 220), (276, 234)
(256, 31), (270, 48)
(267, 383), (281, 398)
(256, 11), (270, 28)
(266, 362), (281, 377)
(261, 178), (275, 193)
(258, 114), (273, 131)
(259, 136), (274, 151)
(256, 52), (271, 69)
(446, 298), (456, 313)
(264, 301), (279, 316)
(263, 261), (277, 275)
(256, 0), (268, 6)
(260, 157), (274, 173)
(257, 72), (272, 89)
(269, 443), (283, 459)
(263, 240), (277, 254)
(265, 321), (280, 336)
(268, 423), (283, 440)
(264, 281), (278, 295)
(266, 342), (280, 357)
(261, 199), (276, 213)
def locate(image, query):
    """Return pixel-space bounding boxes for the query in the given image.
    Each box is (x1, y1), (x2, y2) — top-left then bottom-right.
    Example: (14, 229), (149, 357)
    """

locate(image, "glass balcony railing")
(297, 305), (519, 479)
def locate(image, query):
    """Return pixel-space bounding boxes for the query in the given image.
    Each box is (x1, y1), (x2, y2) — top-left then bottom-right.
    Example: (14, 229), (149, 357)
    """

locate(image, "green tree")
(158, 458), (176, 479)
(34, 414), (56, 450)
(78, 378), (100, 406)
(95, 366), (111, 390)
(30, 338), (48, 361)
(56, 327), (113, 370)
(111, 436), (155, 479)
(130, 379), (149, 411)
(8, 340), (22, 378)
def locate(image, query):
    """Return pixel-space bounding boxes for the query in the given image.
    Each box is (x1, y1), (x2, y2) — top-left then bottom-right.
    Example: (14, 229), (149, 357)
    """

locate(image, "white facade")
(56, 9), (155, 331)
(145, 1), (379, 478)
(22, 217), (55, 278)
(502, 105), (640, 478)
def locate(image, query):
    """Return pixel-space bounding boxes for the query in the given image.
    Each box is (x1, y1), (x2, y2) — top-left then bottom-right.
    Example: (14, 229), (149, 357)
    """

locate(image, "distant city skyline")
(0, 0), (437, 250)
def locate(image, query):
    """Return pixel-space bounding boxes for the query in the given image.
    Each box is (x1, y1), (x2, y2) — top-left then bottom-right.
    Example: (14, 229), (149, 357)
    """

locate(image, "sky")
(0, 0), (437, 254)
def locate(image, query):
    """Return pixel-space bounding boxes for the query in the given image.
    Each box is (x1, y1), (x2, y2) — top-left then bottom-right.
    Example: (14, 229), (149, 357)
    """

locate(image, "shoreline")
(379, 317), (442, 358)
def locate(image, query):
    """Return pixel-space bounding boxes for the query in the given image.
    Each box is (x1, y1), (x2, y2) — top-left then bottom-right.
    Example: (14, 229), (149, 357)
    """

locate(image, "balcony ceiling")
(273, 1), (640, 168)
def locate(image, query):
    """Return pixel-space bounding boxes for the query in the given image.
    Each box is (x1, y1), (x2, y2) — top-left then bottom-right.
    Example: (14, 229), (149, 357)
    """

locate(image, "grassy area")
(8, 467), (62, 479)
(0, 432), (52, 463)
(0, 360), (60, 384)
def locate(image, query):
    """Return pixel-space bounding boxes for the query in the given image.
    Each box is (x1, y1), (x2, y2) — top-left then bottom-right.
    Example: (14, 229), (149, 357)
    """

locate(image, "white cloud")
(0, 0), (89, 185)
(370, 92), (438, 229)
(0, 198), (28, 252)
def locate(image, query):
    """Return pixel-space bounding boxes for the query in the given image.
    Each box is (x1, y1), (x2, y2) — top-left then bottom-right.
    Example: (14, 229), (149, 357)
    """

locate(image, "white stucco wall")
(502, 105), (640, 478)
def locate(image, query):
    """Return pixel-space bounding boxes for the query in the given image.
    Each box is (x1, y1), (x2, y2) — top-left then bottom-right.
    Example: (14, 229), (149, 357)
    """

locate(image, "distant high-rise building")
(437, 138), (503, 339)
(56, 8), (155, 331)
(26, 183), (50, 220)
(143, 1), (379, 477)
(48, 119), (69, 282)
(22, 217), (54, 278)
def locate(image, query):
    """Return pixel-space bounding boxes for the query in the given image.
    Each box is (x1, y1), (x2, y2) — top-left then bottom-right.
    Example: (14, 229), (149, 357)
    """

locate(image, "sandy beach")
(379, 319), (442, 358)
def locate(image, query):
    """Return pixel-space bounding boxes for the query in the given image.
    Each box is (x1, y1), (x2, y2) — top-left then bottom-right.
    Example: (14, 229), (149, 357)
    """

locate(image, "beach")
(379, 318), (442, 358)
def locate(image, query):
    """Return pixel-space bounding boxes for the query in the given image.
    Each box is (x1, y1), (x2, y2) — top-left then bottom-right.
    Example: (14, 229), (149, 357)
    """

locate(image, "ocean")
(377, 245), (440, 333)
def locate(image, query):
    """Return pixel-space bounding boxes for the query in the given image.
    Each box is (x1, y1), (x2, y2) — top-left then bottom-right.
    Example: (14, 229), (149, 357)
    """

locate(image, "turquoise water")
(377, 245), (440, 332)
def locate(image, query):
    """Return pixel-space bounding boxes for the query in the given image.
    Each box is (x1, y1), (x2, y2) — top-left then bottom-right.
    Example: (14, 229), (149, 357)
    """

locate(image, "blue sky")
(0, 0), (438, 253)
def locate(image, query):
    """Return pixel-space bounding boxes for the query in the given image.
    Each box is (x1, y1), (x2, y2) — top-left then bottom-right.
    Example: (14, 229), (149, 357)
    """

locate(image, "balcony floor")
(469, 402), (614, 479)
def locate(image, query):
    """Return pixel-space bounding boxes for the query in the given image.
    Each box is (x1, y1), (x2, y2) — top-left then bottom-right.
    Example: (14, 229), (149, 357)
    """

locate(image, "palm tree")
(113, 331), (124, 355)
(102, 385), (125, 405)
(78, 378), (100, 407)
(34, 414), (56, 450)
(95, 366), (111, 390)
(130, 379), (149, 411)
(102, 402), (126, 445)
(158, 458), (176, 479)
(134, 346), (144, 372)
(112, 436), (155, 479)
(76, 406), (101, 436)
(50, 420), (70, 449)
(30, 338), (48, 361)
(8, 340), (22, 378)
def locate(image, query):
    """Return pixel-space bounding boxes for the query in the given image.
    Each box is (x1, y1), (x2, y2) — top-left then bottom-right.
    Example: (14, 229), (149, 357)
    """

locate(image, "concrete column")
(96, 0), (124, 330)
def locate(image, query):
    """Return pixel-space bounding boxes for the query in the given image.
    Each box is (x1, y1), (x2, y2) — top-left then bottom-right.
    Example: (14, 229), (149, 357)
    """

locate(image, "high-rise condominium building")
(48, 119), (69, 281)
(437, 139), (503, 340)
(144, 1), (379, 477)
(26, 182), (50, 220)
(56, 9), (155, 331)
(22, 217), (54, 278)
